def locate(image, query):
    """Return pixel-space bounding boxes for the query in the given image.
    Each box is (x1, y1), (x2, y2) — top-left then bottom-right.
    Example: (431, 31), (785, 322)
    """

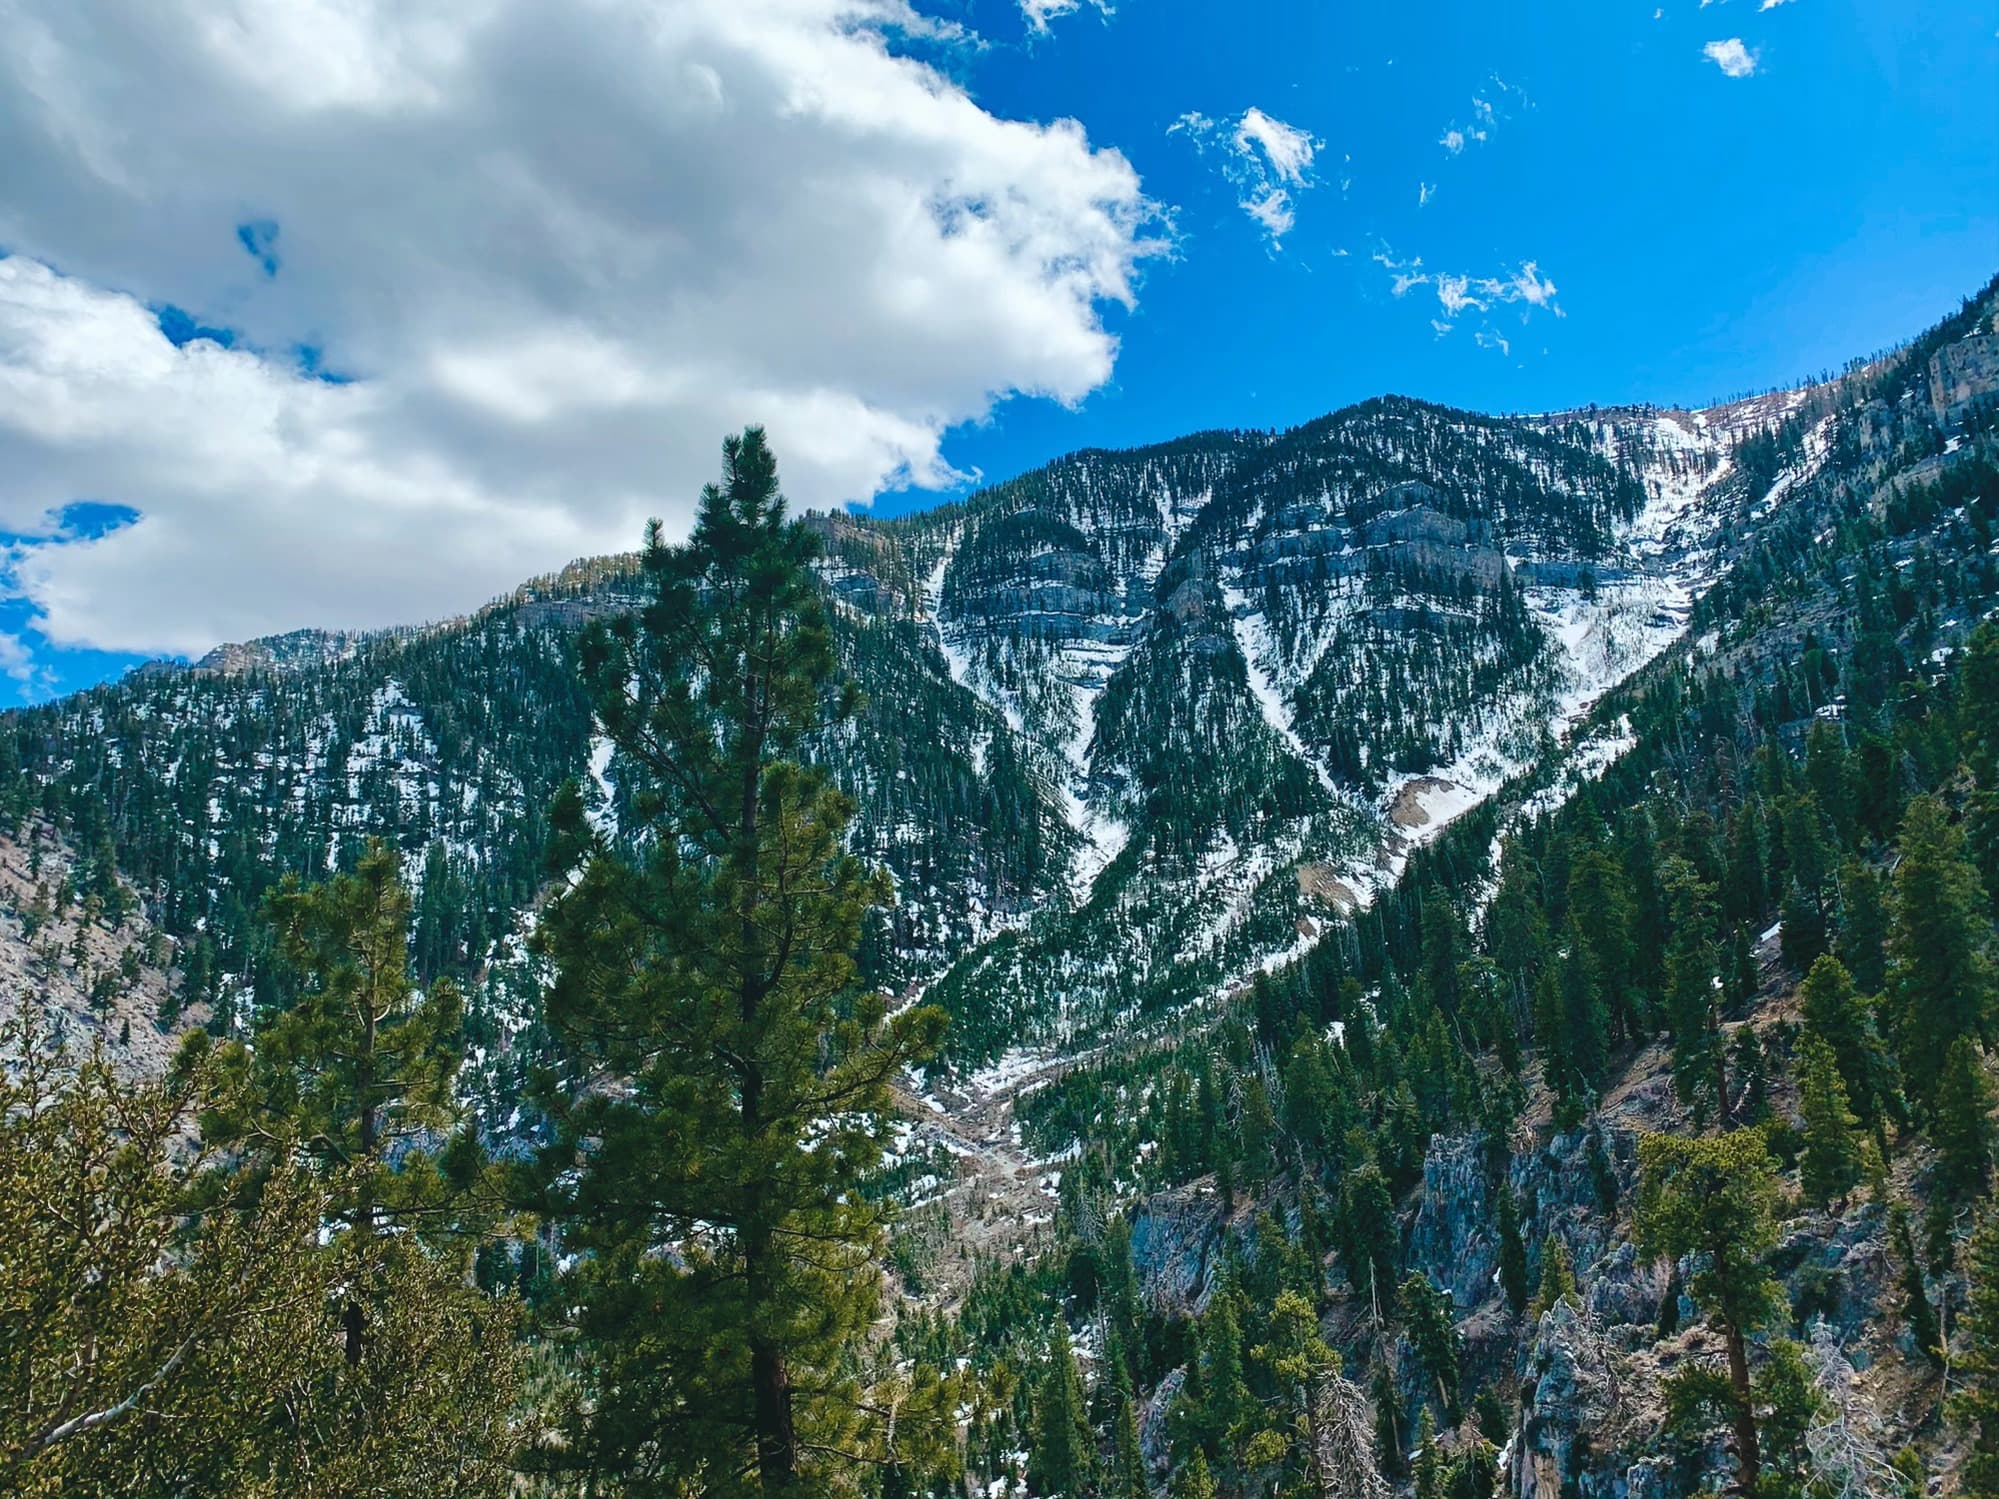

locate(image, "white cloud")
(1234, 107), (1317, 185)
(1373, 250), (1563, 324)
(0, 630), (48, 691)
(1242, 190), (1296, 241)
(0, 0), (1162, 658)
(1474, 328), (1511, 356)
(1418, 182), (1437, 207)
(1757, 0), (1794, 9)
(1172, 106), (1320, 247)
(1020, 0), (1113, 34)
(1703, 37), (1760, 76)
(1437, 77), (1523, 156)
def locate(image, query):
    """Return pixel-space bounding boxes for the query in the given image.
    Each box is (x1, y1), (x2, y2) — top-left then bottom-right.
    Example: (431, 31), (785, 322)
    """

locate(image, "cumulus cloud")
(0, 0), (1162, 658)
(1703, 38), (1760, 76)
(1171, 106), (1321, 247)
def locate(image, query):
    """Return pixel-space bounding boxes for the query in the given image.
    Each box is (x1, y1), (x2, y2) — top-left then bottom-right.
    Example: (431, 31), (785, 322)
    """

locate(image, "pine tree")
(1887, 796), (1996, 1111)
(1193, 1288), (1254, 1458)
(1112, 1388), (1148, 1499)
(1532, 1235), (1577, 1317)
(1835, 859), (1891, 995)
(1662, 857), (1729, 1124)
(1752, 1338), (1826, 1499)
(205, 838), (467, 1366)
(1413, 1409), (1442, 1499)
(1031, 1338), (1098, 1499)
(1730, 1025), (1773, 1125)
(1931, 1036), (1998, 1199)
(1341, 1166), (1401, 1322)
(1497, 1189), (1530, 1316)
(533, 431), (946, 1496)
(1372, 1361), (1409, 1478)
(1798, 1035), (1864, 1209)
(1399, 1273), (1463, 1422)
(1568, 849), (1640, 1040)
(1887, 1203), (1943, 1367)
(1171, 1449), (1219, 1499)
(1636, 1131), (1785, 1496)
(1951, 1207), (1999, 1498)
(1799, 954), (1899, 1130)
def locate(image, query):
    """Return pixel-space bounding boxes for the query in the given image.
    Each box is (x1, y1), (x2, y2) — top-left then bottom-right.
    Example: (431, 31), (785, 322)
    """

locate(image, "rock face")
(0, 824), (192, 1077)
(1517, 1300), (1620, 1499)
(1929, 330), (1999, 426)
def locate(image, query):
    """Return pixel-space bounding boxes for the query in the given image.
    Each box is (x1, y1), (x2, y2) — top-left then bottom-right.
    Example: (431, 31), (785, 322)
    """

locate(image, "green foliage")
(1797, 1035), (1865, 1209)
(1497, 1188), (1530, 1316)
(1886, 796), (1995, 1111)
(1953, 1207), (1999, 1498)
(1533, 1236), (1577, 1318)
(1171, 1449), (1220, 1499)
(1030, 1337), (1098, 1498)
(1662, 856), (1728, 1124)
(0, 1014), (519, 1496)
(1636, 1132), (1784, 1336)
(1637, 1130), (1786, 1496)
(531, 431), (948, 1496)
(1400, 1272), (1464, 1421)
(1930, 1037), (1997, 1199)
(1799, 955), (1898, 1130)
(1888, 1204), (1943, 1367)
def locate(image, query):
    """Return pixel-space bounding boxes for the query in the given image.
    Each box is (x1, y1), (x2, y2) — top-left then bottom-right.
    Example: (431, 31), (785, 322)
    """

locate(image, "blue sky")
(0, 0), (1992, 700)
(894, 0), (1999, 512)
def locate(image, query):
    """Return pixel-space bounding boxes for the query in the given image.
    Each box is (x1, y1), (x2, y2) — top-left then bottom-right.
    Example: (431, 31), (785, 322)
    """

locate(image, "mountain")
(0, 399), (1760, 1051)
(7, 298), (1997, 1072)
(5, 277), (1999, 1497)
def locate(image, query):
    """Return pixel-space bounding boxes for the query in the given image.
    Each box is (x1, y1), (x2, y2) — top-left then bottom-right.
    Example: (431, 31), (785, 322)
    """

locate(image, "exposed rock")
(1929, 331), (1999, 426)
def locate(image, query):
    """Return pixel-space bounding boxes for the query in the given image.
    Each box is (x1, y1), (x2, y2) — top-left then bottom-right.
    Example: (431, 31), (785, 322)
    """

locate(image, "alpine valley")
(6, 278), (1999, 1499)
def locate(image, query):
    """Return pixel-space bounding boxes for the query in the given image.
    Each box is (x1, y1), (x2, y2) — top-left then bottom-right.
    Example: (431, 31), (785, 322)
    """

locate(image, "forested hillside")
(4, 279), (1998, 1499)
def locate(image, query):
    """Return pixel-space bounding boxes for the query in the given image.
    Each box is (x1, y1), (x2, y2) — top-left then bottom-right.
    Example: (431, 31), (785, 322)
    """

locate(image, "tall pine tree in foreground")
(533, 429), (948, 1497)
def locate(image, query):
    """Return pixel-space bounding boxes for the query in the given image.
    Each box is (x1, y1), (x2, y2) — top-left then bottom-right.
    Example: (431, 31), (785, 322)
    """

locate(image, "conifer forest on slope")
(3, 279), (1999, 1498)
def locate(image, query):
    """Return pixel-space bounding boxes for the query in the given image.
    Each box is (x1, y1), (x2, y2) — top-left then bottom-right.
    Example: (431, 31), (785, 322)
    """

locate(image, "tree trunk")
(1723, 1320), (1759, 1496)
(752, 1335), (798, 1496)
(737, 693), (795, 1494)
(1712, 1017), (1734, 1129)
(349, 995), (379, 1368)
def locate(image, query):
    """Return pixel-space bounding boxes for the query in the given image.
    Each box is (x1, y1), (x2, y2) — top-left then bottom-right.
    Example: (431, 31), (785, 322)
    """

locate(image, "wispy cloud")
(1703, 37), (1759, 76)
(1172, 106), (1322, 247)
(1376, 252), (1561, 318)
(1374, 248), (1559, 354)
(1418, 182), (1437, 207)
(1019, 0), (1112, 34)
(1438, 77), (1525, 155)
